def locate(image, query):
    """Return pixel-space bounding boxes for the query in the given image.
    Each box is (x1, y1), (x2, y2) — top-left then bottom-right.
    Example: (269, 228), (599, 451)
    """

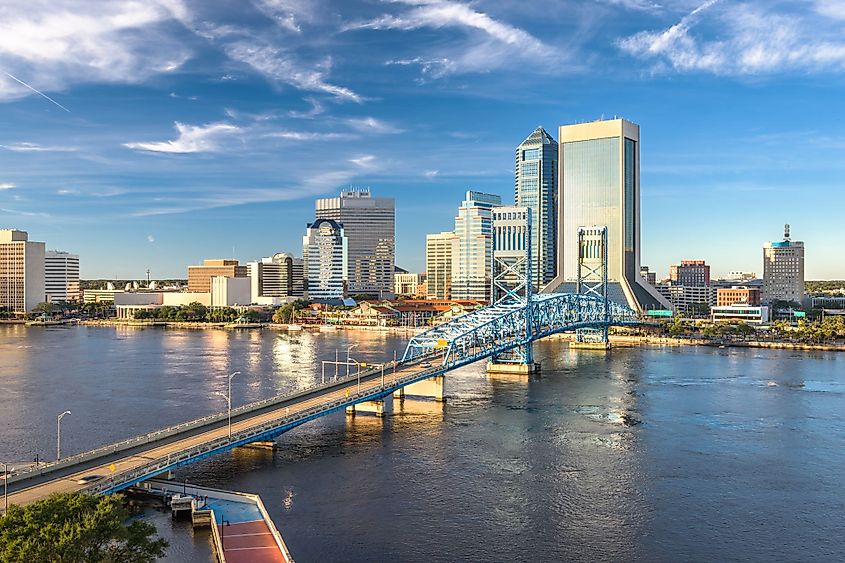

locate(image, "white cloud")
(349, 154), (377, 167)
(345, 117), (404, 134)
(124, 122), (242, 154)
(147, 234), (156, 243)
(0, 0), (191, 101)
(224, 42), (363, 102)
(424, 170), (438, 178)
(0, 142), (77, 152)
(618, 0), (845, 74)
(264, 130), (357, 141)
(0, 183), (15, 190)
(346, 0), (557, 77)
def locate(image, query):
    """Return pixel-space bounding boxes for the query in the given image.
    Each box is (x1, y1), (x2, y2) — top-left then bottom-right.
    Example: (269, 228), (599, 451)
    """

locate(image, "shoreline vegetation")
(4, 319), (840, 352)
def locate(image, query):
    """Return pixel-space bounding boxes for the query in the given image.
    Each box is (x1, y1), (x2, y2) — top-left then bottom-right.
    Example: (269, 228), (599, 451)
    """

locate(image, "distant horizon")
(2, 1), (844, 279)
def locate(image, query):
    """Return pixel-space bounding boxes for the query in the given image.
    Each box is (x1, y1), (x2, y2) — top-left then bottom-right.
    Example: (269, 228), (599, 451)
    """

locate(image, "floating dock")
(136, 479), (294, 563)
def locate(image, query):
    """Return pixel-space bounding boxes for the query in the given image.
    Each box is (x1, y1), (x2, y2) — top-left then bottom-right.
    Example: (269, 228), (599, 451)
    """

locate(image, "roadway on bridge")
(4, 360), (436, 510)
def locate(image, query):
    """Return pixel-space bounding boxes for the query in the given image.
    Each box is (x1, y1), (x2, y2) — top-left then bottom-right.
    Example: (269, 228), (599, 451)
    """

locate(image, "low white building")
(711, 304), (770, 325)
(211, 276), (251, 308)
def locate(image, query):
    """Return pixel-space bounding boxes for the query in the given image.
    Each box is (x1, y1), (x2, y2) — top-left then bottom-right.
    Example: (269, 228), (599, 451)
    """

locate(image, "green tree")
(0, 492), (167, 562)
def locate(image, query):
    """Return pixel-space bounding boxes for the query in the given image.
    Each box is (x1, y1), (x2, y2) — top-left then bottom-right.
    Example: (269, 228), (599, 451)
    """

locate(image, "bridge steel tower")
(575, 226), (610, 346)
(487, 208), (539, 374)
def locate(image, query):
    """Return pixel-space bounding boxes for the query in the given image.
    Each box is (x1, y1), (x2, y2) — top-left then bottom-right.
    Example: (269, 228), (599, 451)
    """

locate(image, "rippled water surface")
(1, 325), (843, 562)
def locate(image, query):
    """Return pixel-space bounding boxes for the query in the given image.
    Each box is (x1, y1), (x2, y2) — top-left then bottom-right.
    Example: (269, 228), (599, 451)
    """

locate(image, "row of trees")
(661, 315), (845, 344)
(132, 302), (262, 323)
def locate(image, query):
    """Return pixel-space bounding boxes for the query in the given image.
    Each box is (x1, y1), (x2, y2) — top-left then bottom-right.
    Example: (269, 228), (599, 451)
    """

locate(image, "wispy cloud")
(264, 130), (357, 141)
(124, 122), (242, 154)
(0, 142), (77, 152)
(618, 0), (845, 75)
(349, 154), (377, 168)
(0, 207), (49, 217)
(0, 183), (15, 190)
(424, 169), (438, 178)
(346, 0), (557, 78)
(345, 117), (404, 134)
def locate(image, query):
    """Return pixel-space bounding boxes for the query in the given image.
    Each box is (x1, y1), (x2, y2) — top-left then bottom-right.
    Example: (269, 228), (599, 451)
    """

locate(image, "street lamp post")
(57, 410), (71, 461)
(226, 371), (240, 440)
(346, 344), (358, 378)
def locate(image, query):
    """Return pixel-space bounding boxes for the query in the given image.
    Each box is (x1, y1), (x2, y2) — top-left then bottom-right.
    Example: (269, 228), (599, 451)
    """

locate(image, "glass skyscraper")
(515, 127), (557, 291)
(546, 118), (670, 312)
(315, 189), (395, 298)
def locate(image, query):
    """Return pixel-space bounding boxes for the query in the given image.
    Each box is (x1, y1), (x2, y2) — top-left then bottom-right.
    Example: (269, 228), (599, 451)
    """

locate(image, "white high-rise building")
(303, 219), (348, 300)
(315, 189), (394, 298)
(247, 253), (304, 305)
(0, 229), (45, 313)
(425, 232), (459, 300)
(763, 224), (805, 305)
(45, 250), (80, 302)
(546, 118), (670, 312)
(452, 191), (502, 303)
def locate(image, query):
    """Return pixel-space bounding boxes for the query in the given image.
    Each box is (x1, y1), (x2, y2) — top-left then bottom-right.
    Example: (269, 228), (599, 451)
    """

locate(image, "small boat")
(287, 324), (303, 331)
(319, 324), (337, 332)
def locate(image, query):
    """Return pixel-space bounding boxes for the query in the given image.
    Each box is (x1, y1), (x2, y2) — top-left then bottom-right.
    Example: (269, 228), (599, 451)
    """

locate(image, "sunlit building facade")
(545, 118), (670, 312)
(763, 224), (805, 304)
(315, 189), (394, 298)
(303, 219), (348, 300)
(425, 232), (459, 300)
(45, 250), (80, 302)
(0, 229), (45, 313)
(452, 191), (502, 303)
(515, 127), (557, 290)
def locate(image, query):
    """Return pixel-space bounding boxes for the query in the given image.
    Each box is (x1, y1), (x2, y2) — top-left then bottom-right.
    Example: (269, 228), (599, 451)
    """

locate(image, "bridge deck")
(5, 360), (435, 510)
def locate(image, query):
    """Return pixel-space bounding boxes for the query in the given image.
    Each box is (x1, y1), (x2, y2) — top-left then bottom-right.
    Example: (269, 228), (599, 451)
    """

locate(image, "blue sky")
(1, 0), (844, 279)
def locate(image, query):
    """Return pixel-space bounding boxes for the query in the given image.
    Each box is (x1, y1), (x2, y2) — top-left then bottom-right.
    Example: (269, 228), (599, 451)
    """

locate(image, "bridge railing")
(5, 358), (429, 486)
(86, 361), (450, 495)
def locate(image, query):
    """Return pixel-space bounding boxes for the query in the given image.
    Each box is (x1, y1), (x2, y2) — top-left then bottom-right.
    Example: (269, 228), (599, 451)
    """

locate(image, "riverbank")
(79, 319), (427, 334)
(605, 334), (845, 352)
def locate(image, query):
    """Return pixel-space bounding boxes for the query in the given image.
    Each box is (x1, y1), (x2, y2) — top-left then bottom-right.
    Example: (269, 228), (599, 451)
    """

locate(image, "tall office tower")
(670, 260), (711, 287)
(515, 127), (557, 291)
(452, 191), (502, 303)
(763, 224), (805, 304)
(0, 229), (45, 313)
(187, 259), (247, 293)
(247, 253), (304, 304)
(546, 118), (670, 312)
(425, 232), (459, 300)
(315, 189), (395, 298)
(45, 250), (80, 302)
(303, 219), (348, 300)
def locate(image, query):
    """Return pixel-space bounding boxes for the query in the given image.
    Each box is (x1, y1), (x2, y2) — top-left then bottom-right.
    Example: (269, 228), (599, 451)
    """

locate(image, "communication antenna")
(784, 223), (790, 241)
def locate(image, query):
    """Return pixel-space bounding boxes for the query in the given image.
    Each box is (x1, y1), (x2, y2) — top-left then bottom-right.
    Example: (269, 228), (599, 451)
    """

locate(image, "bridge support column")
(486, 361), (540, 374)
(346, 400), (386, 417)
(393, 387), (405, 400)
(402, 376), (445, 402)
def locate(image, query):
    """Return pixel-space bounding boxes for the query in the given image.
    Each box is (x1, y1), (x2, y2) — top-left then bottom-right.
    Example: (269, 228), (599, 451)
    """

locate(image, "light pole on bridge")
(56, 410), (71, 461)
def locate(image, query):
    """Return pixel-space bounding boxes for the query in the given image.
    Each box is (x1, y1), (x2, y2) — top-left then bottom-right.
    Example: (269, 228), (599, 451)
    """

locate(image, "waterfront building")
(546, 118), (670, 312)
(515, 127), (557, 290)
(303, 218), (348, 300)
(394, 272), (424, 297)
(45, 250), (80, 303)
(711, 304), (770, 325)
(0, 229), (45, 313)
(211, 276), (251, 308)
(717, 286), (761, 307)
(725, 271), (758, 281)
(187, 259), (247, 293)
(426, 232), (459, 300)
(247, 253), (304, 305)
(493, 205), (530, 299)
(670, 260), (711, 287)
(640, 266), (657, 286)
(452, 191), (502, 303)
(83, 288), (123, 303)
(763, 224), (805, 304)
(656, 284), (715, 317)
(315, 189), (395, 298)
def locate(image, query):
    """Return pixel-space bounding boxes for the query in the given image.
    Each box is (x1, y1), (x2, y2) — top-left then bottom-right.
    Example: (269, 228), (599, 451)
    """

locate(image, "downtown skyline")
(1, 1), (845, 279)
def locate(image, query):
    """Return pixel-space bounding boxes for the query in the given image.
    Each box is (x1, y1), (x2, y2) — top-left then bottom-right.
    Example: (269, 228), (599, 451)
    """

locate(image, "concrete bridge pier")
(401, 375), (445, 402)
(486, 361), (540, 375)
(346, 400), (386, 417)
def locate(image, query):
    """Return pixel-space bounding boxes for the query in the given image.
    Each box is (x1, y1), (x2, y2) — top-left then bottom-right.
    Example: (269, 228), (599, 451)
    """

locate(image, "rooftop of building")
(518, 126), (556, 147)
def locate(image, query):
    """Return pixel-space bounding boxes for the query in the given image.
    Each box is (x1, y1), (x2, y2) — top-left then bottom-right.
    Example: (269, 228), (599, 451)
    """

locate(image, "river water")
(1, 325), (843, 562)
